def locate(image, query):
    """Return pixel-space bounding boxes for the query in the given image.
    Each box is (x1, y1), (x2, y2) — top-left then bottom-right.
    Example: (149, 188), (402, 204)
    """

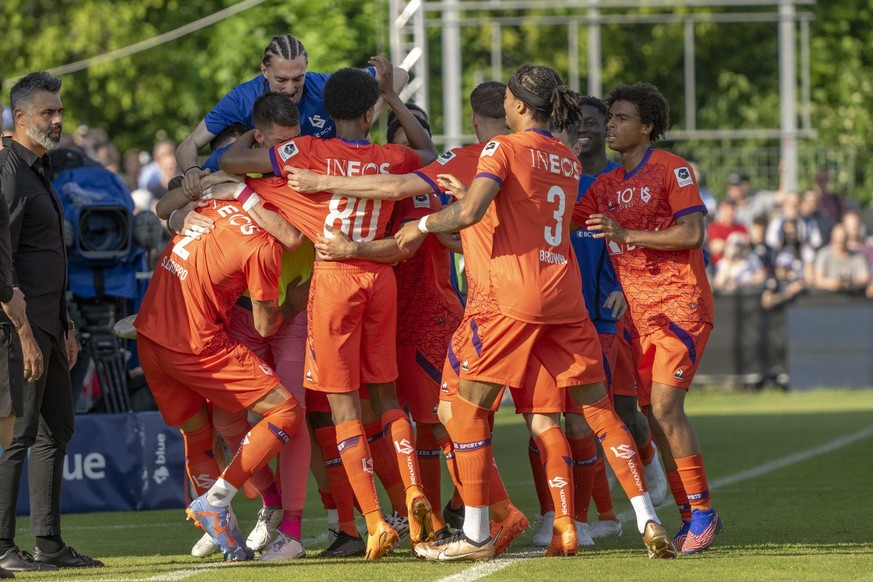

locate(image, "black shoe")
(0, 566), (12, 578)
(318, 531), (366, 558)
(32, 545), (103, 568)
(0, 547), (57, 572)
(434, 526), (453, 541)
(443, 501), (465, 531)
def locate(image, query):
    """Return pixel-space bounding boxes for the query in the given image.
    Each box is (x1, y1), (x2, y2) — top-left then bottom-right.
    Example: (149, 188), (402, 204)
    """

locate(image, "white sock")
(629, 493), (659, 533)
(462, 506), (490, 544)
(326, 509), (339, 527)
(206, 478), (238, 508)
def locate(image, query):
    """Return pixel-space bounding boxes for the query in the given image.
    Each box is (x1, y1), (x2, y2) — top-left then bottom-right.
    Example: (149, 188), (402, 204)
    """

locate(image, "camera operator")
(0, 72), (102, 572)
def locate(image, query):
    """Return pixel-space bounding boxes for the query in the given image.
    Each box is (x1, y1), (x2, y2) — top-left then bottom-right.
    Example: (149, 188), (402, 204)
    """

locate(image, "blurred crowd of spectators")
(703, 168), (873, 308)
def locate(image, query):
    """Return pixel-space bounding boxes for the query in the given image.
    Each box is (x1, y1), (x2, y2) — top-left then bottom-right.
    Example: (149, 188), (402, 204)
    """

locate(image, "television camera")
(50, 148), (164, 413)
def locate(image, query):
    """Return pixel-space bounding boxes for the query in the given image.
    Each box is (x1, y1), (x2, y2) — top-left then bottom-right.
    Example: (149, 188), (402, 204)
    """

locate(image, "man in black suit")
(0, 71), (102, 572)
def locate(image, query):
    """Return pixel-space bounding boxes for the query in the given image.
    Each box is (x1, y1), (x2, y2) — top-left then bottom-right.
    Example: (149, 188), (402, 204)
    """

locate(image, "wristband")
(242, 193), (260, 212)
(417, 215), (430, 233)
(184, 165), (201, 175)
(232, 183), (249, 200)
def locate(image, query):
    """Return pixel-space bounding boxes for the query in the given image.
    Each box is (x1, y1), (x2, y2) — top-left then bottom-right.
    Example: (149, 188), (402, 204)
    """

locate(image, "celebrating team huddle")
(134, 33), (722, 564)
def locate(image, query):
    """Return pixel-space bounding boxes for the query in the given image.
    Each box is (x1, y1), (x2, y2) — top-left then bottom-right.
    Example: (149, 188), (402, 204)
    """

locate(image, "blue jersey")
(573, 160), (622, 334)
(203, 66), (375, 143)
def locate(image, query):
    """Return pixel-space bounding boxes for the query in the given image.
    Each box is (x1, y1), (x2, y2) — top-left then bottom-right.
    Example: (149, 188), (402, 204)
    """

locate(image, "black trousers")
(0, 325), (74, 539)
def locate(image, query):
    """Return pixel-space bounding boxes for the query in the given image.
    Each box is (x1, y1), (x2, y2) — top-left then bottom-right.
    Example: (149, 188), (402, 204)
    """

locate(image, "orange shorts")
(611, 323), (639, 398)
(444, 312), (603, 413)
(633, 321), (712, 407)
(559, 332), (616, 416)
(397, 344), (441, 424)
(137, 333), (280, 427)
(303, 261), (398, 393)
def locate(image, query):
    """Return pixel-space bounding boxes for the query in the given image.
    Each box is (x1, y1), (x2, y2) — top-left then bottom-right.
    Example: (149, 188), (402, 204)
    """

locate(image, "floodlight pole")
(779, 0), (798, 193)
(442, 0), (463, 149)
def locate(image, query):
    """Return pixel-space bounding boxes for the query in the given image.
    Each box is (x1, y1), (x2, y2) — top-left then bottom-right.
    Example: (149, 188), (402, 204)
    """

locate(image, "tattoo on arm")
(425, 202), (465, 233)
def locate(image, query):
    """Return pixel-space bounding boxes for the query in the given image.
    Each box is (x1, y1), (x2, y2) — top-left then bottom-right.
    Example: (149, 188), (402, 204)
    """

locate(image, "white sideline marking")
(437, 423), (873, 582)
(92, 563), (228, 581)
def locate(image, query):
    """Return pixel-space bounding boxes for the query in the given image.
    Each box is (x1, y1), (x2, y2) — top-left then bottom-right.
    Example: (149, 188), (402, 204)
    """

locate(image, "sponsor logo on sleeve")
(278, 140), (299, 162)
(413, 194), (431, 208)
(674, 166), (693, 187)
(436, 150), (458, 165)
(308, 114), (327, 129)
(481, 140), (500, 157)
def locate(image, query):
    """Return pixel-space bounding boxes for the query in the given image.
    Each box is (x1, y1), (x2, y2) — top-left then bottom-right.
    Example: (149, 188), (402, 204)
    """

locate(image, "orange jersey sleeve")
(413, 143), (486, 194)
(135, 201), (282, 354)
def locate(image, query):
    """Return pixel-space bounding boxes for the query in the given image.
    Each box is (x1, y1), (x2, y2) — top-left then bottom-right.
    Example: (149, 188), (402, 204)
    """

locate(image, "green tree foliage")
(1, 0), (386, 153)
(2, 1), (871, 199)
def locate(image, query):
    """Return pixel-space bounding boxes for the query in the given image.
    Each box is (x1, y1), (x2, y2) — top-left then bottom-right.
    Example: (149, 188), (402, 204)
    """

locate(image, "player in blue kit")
(176, 33), (408, 198)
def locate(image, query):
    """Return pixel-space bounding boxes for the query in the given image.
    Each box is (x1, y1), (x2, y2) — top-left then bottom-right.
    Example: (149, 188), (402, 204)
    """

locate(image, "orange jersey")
(463, 129), (587, 324)
(257, 136), (421, 249)
(414, 142), (495, 294)
(572, 148), (713, 336)
(388, 194), (463, 356)
(135, 201), (282, 354)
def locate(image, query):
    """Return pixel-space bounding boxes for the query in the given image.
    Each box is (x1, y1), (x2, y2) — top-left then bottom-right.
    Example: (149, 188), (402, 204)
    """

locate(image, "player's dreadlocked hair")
(469, 81), (506, 119)
(507, 65), (582, 131)
(262, 34), (308, 67)
(324, 68), (380, 121)
(605, 82), (671, 143)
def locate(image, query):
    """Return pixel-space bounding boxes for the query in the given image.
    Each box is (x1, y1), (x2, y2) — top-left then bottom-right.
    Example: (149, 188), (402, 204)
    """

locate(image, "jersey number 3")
(544, 185), (566, 246)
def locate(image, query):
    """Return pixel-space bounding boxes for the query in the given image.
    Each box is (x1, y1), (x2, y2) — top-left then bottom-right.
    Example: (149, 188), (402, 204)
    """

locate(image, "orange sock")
(335, 420), (382, 524)
(181, 424), (221, 496)
(582, 396), (645, 499)
(488, 459), (511, 521)
(315, 425), (358, 535)
(220, 398), (301, 490)
(528, 437), (554, 515)
(447, 395), (492, 507)
(416, 424), (446, 529)
(567, 435), (597, 523)
(638, 430), (655, 466)
(536, 427), (574, 520)
(675, 454), (712, 511)
(365, 420), (406, 515)
(318, 487), (336, 510)
(381, 408), (424, 493)
(667, 469), (693, 520)
(592, 456), (617, 521)
(213, 410), (276, 498)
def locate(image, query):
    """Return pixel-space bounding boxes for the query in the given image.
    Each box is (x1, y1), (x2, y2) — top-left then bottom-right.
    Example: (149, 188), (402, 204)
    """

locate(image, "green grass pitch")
(11, 388), (873, 581)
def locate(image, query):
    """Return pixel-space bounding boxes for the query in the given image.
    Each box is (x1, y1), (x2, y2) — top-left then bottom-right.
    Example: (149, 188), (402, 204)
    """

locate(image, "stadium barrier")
(15, 411), (185, 515)
(697, 289), (873, 389)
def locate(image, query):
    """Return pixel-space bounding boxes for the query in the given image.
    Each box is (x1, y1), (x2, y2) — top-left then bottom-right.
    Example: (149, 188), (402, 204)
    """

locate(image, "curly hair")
(605, 82), (670, 143)
(323, 68), (380, 121)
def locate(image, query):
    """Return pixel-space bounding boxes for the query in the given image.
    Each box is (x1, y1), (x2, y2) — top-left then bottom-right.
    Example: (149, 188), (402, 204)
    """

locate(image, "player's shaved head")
(324, 68), (380, 120)
(470, 81), (506, 119)
(252, 92), (300, 130)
